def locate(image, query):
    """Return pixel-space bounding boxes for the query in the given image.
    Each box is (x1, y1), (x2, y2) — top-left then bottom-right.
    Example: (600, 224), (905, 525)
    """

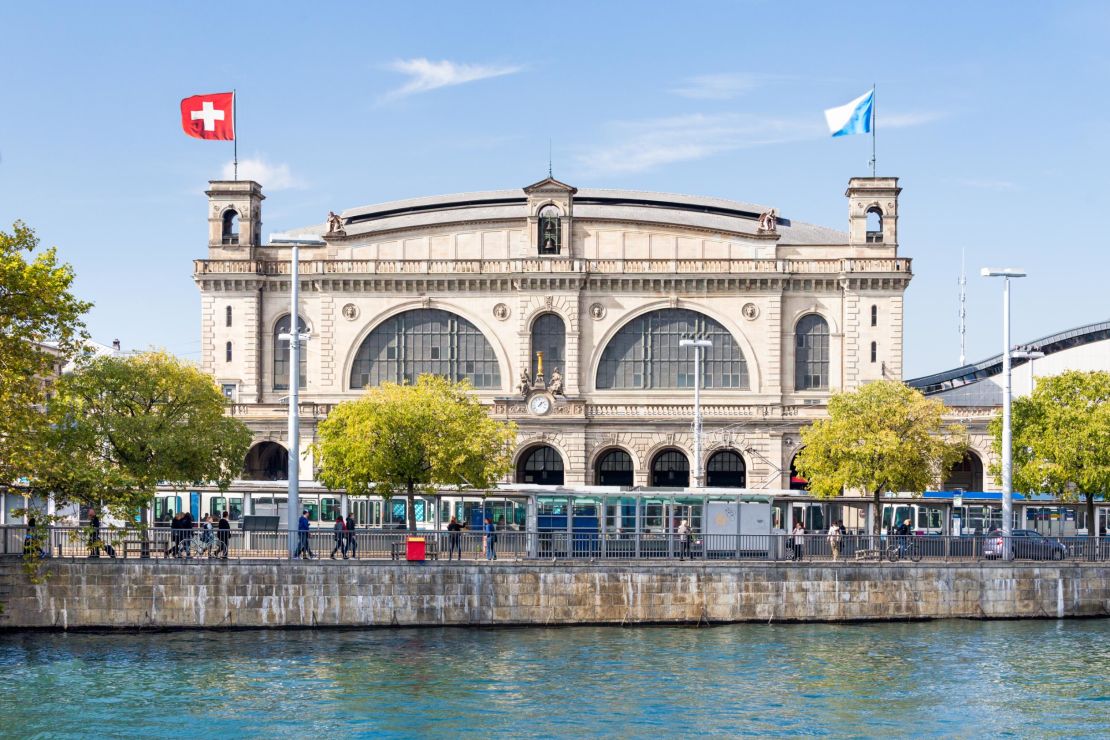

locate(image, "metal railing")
(1, 527), (1105, 563)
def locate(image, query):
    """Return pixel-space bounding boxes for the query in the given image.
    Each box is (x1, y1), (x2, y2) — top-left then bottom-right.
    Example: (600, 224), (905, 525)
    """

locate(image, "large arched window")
(944, 451), (984, 492)
(794, 314), (829, 390)
(706, 450), (746, 488)
(243, 442), (288, 481)
(531, 313), (566, 380)
(595, 449), (634, 487)
(274, 315), (308, 391)
(516, 445), (564, 485)
(350, 309), (500, 389)
(222, 209), (239, 244)
(651, 449), (689, 488)
(596, 309), (749, 390)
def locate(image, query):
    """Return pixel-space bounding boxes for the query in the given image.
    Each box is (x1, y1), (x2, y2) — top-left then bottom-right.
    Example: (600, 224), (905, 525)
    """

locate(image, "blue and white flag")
(824, 88), (874, 137)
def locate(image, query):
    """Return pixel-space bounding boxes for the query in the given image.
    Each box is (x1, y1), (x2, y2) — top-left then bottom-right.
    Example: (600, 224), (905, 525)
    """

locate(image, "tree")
(992, 370), (1110, 536)
(794, 380), (966, 534)
(0, 221), (91, 486)
(313, 375), (517, 531)
(33, 351), (253, 518)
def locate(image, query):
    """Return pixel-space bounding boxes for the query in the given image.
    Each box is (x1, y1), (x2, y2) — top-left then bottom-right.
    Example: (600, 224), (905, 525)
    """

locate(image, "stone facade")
(195, 176), (911, 488)
(2, 560), (1106, 629)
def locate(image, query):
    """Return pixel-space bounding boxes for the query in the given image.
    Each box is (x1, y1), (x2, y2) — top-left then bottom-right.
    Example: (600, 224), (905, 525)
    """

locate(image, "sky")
(1, 1), (1108, 378)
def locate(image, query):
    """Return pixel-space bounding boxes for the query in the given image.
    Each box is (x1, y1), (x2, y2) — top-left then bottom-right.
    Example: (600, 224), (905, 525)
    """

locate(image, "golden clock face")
(529, 395), (551, 415)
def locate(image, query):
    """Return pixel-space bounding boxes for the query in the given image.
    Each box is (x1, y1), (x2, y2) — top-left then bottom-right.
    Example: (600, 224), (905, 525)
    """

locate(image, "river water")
(1, 620), (1107, 738)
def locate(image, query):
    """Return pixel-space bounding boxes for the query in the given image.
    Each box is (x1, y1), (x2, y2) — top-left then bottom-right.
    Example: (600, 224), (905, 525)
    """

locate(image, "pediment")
(523, 177), (578, 195)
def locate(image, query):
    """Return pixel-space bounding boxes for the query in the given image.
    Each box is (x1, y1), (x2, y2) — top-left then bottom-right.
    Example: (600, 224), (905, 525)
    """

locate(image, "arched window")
(222, 209), (239, 244)
(350, 309), (500, 389)
(596, 449), (633, 487)
(651, 449), (689, 488)
(226, 305), (233, 327)
(943, 451), (984, 492)
(794, 314), (829, 390)
(871, 341), (877, 363)
(706, 450), (746, 488)
(225, 341), (232, 362)
(516, 445), (564, 485)
(866, 207), (883, 243)
(274, 315), (308, 391)
(538, 204), (561, 254)
(597, 309), (748, 390)
(243, 441), (288, 481)
(870, 304), (877, 327)
(531, 313), (565, 380)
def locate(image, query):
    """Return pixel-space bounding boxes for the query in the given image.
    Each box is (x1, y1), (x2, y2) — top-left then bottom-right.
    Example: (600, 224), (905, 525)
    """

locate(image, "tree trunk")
(1086, 493), (1097, 541)
(406, 480), (417, 532)
(872, 487), (882, 538)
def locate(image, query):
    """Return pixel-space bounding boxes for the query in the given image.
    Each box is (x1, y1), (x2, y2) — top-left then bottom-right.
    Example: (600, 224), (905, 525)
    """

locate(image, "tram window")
(644, 503), (664, 531)
(209, 497), (226, 518)
(573, 503), (598, 517)
(228, 498), (242, 520)
(389, 501), (406, 526)
(414, 500), (427, 522)
(918, 507), (942, 530)
(539, 499), (567, 516)
(321, 498), (340, 522)
(303, 502), (319, 522)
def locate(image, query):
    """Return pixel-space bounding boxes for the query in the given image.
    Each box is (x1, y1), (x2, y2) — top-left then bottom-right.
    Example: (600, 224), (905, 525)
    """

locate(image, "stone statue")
(548, 368), (563, 396)
(757, 209), (777, 232)
(326, 211), (345, 235)
(519, 368), (532, 398)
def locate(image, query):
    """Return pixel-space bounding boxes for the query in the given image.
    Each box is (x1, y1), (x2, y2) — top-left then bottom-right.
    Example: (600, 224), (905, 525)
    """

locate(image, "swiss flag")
(180, 92), (235, 140)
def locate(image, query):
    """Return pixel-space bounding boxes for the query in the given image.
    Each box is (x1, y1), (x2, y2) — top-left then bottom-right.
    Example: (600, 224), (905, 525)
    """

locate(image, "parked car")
(983, 529), (1067, 560)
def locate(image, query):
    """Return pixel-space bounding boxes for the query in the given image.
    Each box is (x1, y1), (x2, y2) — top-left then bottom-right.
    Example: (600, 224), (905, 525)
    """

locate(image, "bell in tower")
(206, 180), (264, 257)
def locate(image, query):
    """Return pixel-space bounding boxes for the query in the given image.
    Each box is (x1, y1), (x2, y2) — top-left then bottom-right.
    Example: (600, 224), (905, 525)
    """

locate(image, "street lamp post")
(279, 244), (311, 557)
(679, 338), (713, 488)
(981, 267), (1027, 560)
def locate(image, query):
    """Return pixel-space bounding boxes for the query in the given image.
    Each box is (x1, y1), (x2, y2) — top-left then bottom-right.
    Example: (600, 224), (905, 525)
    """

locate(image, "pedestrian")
(677, 519), (692, 561)
(330, 515), (347, 559)
(895, 517), (911, 557)
(295, 509), (315, 559)
(167, 511), (186, 558)
(24, 516), (39, 557)
(345, 512), (357, 559)
(447, 516), (463, 561)
(218, 510), (231, 559)
(483, 516), (497, 560)
(827, 520), (842, 560)
(792, 521), (805, 561)
(87, 508), (101, 558)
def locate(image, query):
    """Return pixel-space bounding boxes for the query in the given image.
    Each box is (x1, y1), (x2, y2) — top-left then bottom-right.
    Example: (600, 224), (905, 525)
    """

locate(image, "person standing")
(296, 510), (315, 559)
(827, 521), (842, 561)
(218, 510), (231, 559)
(447, 516), (463, 561)
(677, 519), (692, 561)
(87, 508), (101, 558)
(792, 521), (806, 561)
(345, 512), (357, 559)
(330, 515), (347, 559)
(483, 517), (497, 561)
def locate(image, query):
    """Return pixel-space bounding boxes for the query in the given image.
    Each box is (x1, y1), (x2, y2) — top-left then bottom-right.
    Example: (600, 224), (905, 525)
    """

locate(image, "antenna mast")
(959, 249), (967, 365)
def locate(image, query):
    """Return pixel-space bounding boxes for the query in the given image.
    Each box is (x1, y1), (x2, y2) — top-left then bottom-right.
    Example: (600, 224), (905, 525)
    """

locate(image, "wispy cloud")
(671, 73), (775, 100)
(222, 157), (300, 190)
(576, 113), (820, 176)
(382, 58), (522, 100)
(882, 110), (948, 128)
(952, 178), (1019, 192)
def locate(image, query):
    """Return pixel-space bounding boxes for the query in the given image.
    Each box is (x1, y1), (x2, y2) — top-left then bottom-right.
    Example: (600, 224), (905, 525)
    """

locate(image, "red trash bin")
(406, 536), (426, 562)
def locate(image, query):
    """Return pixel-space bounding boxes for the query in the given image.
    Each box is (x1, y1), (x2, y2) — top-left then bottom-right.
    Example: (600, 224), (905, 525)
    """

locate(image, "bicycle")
(886, 536), (922, 563)
(182, 533), (227, 560)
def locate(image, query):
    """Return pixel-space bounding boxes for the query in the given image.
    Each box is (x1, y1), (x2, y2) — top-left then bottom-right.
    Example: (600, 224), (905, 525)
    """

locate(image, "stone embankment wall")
(1, 560), (1107, 630)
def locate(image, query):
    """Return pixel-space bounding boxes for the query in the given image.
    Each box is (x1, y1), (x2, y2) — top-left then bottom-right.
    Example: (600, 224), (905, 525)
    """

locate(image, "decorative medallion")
(341, 303), (359, 321)
(493, 303), (510, 321)
(741, 303), (759, 321)
(589, 303), (606, 320)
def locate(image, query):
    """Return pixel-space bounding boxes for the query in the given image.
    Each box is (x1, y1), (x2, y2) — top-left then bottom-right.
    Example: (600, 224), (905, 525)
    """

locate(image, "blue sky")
(2, 1), (1108, 377)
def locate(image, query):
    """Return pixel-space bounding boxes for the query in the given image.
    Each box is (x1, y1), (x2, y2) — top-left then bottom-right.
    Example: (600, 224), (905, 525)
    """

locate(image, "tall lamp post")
(981, 267), (1027, 559)
(279, 244), (311, 556)
(679, 338), (713, 488)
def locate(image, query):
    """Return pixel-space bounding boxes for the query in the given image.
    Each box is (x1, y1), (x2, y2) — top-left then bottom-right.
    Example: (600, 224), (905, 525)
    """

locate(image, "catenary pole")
(1001, 275), (1013, 559)
(287, 244), (300, 556)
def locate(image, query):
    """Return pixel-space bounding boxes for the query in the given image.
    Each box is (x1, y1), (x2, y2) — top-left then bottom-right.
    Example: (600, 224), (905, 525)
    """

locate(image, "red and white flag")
(180, 92), (235, 140)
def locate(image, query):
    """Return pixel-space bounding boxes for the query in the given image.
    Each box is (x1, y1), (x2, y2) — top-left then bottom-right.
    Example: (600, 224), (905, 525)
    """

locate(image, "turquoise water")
(1, 620), (1108, 738)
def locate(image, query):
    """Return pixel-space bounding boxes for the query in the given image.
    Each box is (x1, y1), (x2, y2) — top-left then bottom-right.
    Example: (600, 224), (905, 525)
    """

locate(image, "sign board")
(953, 494), (963, 509)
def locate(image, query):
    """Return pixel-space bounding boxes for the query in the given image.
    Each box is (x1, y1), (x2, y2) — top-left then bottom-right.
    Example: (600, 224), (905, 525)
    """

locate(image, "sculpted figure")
(519, 369), (532, 397)
(757, 209), (777, 232)
(326, 211), (344, 235)
(548, 368), (563, 396)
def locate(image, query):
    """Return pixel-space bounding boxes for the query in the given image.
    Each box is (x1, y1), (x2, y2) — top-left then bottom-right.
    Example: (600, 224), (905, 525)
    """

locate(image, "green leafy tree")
(313, 375), (517, 531)
(794, 380), (967, 534)
(991, 370), (1110, 535)
(33, 351), (253, 518)
(0, 221), (91, 486)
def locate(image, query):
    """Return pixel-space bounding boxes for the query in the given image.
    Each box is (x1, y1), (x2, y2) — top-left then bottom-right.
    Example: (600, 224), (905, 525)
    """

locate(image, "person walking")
(330, 515), (347, 559)
(168, 511), (187, 558)
(345, 512), (357, 559)
(895, 518), (912, 558)
(295, 510), (315, 559)
(217, 510), (231, 559)
(677, 519), (692, 561)
(483, 517), (497, 561)
(792, 521), (806, 561)
(87, 508), (101, 558)
(827, 521), (842, 561)
(447, 516), (464, 561)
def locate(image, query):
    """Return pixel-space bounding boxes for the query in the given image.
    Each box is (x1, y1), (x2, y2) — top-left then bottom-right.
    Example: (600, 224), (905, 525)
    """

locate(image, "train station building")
(195, 175), (912, 495)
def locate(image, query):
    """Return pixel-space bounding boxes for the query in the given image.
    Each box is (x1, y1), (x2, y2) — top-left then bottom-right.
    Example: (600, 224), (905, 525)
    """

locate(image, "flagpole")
(233, 89), (238, 180)
(871, 83), (877, 177)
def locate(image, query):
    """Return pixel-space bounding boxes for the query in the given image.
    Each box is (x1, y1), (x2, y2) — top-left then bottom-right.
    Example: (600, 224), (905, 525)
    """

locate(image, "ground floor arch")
(651, 449), (689, 488)
(516, 445), (565, 486)
(705, 449), (746, 487)
(243, 441), (288, 481)
(595, 448), (634, 487)
(944, 450), (984, 491)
